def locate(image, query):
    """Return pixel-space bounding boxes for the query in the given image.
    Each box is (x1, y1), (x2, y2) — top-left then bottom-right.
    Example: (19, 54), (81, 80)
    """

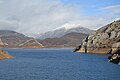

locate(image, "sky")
(0, 0), (120, 37)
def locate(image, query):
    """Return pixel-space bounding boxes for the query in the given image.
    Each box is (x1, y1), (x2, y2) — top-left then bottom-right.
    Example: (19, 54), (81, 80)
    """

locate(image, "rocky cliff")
(0, 50), (13, 60)
(74, 20), (120, 54)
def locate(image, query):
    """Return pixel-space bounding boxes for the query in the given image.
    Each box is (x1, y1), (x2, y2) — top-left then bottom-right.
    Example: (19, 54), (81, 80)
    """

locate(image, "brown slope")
(0, 30), (32, 47)
(0, 30), (44, 48)
(39, 32), (88, 47)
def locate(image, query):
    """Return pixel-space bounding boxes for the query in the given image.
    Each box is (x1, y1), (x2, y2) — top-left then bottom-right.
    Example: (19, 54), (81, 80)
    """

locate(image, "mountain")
(39, 32), (88, 47)
(0, 30), (43, 48)
(0, 30), (31, 47)
(38, 23), (93, 39)
(74, 20), (120, 54)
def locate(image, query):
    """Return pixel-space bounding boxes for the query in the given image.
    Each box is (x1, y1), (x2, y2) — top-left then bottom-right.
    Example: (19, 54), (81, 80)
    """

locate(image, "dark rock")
(108, 49), (120, 64)
(73, 45), (82, 52)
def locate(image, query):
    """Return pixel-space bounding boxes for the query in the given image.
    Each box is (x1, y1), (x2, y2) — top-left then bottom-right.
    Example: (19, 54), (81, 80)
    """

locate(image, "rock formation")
(0, 50), (13, 60)
(74, 20), (120, 54)
(108, 49), (120, 65)
(19, 39), (44, 48)
(0, 38), (4, 45)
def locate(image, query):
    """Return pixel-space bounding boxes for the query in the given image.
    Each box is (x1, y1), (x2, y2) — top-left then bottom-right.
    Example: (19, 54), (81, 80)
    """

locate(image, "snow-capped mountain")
(38, 23), (94, 39)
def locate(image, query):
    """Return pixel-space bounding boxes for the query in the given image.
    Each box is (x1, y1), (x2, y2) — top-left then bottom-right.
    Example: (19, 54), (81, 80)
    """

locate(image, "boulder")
(100, 33), (109, 40)
(117, 32), (120, 38)
(108, 49), (120, 64)
(112, 42), (120, 48)
(110, 31), (117, 39)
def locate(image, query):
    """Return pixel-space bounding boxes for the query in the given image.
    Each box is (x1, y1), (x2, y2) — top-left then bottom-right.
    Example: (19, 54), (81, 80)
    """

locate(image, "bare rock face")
(0, 50), (13, 60)
(19, 39), (44, 48)
(74, 20), (120, 54)
(0, 38), (4, 46)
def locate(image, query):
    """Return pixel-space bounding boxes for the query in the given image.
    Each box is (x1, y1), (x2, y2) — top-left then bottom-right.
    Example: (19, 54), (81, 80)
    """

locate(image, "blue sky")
(61, 0), (120, 16)
(0, 0), (119, 36)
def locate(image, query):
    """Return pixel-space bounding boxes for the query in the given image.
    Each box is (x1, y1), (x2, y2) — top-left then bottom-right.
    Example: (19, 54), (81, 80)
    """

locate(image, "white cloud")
(0, 0), (119, 37)
(0, 0), (82, 36)
(102, 5), (120, 14)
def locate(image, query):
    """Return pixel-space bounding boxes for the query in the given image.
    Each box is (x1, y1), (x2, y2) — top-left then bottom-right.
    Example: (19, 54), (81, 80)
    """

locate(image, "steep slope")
(0, 30), (31, 47)
(38, 23), (93, 39)
(39, 32), (88, 47)
(0, 38), (5, 46)
(19, 39), (44, 48)
(74, 20), (120, 54)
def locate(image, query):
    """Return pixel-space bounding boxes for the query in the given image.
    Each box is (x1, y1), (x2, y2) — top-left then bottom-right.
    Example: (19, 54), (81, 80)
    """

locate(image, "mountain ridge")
(39, 32), (88, 47)
(38, 23), (93, 39)
(0, 30), (43, 48)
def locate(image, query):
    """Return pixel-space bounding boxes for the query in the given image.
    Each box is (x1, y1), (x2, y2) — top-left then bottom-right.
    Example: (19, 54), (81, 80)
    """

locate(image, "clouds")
(102, 5), (120, 14)
(0, 0), (82, 36)
(0, 0), (119, 37)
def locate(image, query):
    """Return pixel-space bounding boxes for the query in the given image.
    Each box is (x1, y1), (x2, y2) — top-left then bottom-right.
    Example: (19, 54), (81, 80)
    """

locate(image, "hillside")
(39, 32), (88, 47)
(0, 30), (43, 48)
(74, 20), (120, 54)
(19, 39), (44, 48)
(0, 30), (31, 47)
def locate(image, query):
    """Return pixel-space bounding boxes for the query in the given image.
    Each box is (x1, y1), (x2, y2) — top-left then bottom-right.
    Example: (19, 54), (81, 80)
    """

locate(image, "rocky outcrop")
(0, 38), (4, 46)
(0, 50), (13, 60)
(19, 39), (44, 48)
(74, 20), (120, 54)
(108, 49), (120, 65)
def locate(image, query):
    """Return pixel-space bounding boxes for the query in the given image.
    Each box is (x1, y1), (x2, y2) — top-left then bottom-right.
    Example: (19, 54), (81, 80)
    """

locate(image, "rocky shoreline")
(108, 49), (120, 65)
(0, 50), (13, 60)
(73, 20), (120, 65)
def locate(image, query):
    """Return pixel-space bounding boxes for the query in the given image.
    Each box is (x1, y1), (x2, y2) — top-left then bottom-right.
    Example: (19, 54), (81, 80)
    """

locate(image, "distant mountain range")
(39, 32), (88, 47)
(0, 23), (94, 48)
(38, 23), (93, 39)
(0, 30), (90, 48)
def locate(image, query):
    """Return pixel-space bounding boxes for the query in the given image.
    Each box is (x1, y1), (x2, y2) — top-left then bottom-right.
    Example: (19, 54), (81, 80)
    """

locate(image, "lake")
(0, 48), (120, 80)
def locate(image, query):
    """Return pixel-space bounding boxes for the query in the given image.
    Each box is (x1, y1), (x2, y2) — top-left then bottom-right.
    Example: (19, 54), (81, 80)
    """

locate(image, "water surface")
(0, 48), (120, 80)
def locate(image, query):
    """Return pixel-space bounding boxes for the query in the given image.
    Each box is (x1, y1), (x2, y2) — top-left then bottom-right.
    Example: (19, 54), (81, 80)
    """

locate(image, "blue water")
(0, 48), (120, 80)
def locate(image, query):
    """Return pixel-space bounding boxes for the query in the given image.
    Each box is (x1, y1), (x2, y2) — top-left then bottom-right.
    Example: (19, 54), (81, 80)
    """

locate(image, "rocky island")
(0, 50), (13, 60)
(74, 20), (120, 64)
